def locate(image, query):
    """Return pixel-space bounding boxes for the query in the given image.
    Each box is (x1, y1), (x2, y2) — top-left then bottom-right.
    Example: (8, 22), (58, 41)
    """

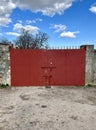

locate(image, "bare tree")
(15, 29), (49, 49)
(0, 37), (11, 45)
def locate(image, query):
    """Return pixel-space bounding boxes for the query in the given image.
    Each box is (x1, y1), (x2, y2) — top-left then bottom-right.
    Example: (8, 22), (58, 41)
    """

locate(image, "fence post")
(0, 43), (11, 85)
(81, 45), (94, 85)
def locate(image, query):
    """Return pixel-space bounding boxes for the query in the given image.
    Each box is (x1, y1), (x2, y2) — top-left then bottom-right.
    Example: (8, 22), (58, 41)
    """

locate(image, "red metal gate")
(10, 48), (85, 86)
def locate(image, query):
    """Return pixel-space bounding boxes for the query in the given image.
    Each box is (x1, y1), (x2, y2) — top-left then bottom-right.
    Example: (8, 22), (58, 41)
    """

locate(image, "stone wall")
(0, 44), (10, 85)
(82, 45), (96, 85)
(85, 45), (94, 84)
(93, 51), (96, 84)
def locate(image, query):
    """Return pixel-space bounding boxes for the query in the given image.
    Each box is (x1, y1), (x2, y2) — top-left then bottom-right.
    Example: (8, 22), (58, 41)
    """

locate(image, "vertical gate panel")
(10, 49), (47, 86)
(10, 49), (30, 86)
(48, 49), (85, 86)
(29, 50), (47, 86)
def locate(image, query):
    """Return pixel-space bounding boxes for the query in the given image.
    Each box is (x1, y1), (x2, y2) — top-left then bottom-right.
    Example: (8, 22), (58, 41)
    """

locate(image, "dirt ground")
(0, 86), (96, 130)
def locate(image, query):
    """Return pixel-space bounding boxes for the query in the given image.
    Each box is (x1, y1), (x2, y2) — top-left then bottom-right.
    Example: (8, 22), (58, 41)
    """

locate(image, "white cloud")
(13, 23), (39, 34)
(26, 20), (33, 24)
(37, 18), (42, 22)
(6, 32), (20, 37)
(50, 24), (66, 32)
(50, 23), (79, 38)
(0, 18), (12, 26)
(40, 2), (73, 16)
(26, 18), (42, 24)
(14, 23), (23, 31)
(13, 0), (75, 16)
(89, 5), (96, 14)
(6, 22), (40, 37)
(0, 0), (16, 26)
(0, 0), (76, 26)
(60, 31), (79, 38)
(18, 20), (23, 24)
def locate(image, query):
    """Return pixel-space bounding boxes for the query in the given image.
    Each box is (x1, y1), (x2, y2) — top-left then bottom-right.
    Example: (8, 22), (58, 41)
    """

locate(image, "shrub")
(0, 83), (9, 88)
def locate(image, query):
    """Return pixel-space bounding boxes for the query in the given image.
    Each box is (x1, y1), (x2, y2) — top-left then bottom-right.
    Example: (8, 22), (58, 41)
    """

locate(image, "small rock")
(41, 105), (47, 108)
(70, 115), (78, 120)
(19, 94), (30, 100)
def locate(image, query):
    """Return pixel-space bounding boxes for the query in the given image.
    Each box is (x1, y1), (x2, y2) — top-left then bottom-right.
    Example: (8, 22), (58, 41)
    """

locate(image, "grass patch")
(0, 83), (9, 89)
(85, 84), (93, 87)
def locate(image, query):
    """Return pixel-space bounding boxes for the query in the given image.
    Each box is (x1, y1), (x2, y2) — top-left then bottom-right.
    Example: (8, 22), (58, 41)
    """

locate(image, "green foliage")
(86, 84), (93, 87)
(0, 83), (9, 88)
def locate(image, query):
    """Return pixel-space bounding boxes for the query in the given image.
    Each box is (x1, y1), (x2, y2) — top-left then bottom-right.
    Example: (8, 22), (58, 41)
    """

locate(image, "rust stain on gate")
(10, 47), (85, 86)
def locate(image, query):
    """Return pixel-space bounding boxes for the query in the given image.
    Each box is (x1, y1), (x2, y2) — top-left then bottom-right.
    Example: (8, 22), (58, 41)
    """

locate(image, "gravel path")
(0, 86), (96, 130)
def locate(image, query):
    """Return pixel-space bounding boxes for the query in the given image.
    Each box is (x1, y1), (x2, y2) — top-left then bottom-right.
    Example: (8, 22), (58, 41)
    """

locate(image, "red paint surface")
(10, 48), (85, 86)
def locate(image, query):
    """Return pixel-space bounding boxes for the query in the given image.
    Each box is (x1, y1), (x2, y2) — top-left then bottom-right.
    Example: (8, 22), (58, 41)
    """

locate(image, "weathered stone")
(81, 45), (96, 85)
(0, 44), (10, 85)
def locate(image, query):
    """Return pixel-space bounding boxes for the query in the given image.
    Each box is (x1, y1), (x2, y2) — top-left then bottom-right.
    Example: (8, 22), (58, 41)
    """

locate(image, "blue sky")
(0, 0), (96, 48)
